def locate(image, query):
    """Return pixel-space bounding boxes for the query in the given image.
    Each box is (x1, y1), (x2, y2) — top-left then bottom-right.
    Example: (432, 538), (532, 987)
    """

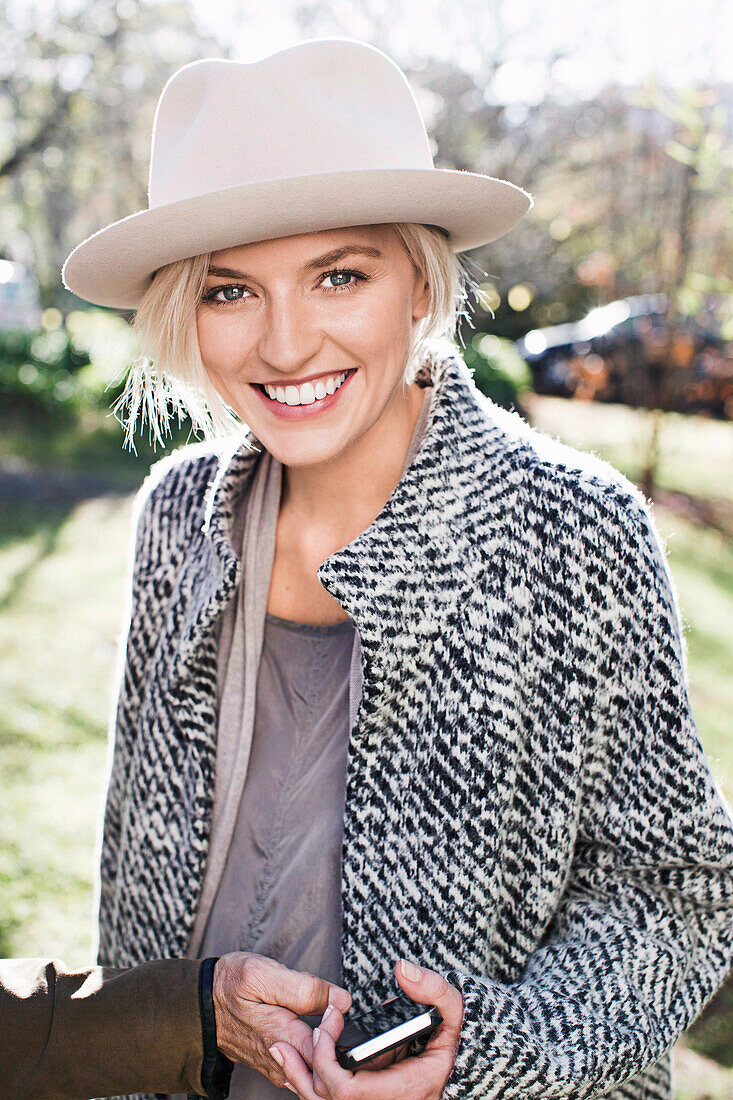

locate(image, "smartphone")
(332, 991), (443, 1070)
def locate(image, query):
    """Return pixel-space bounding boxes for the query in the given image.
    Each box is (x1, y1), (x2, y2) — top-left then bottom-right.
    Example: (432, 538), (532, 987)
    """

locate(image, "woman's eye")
(203, 284), (251, 304)
(219, 285), (249, 301)
(323, 270), (354, 289)
(320, 268), (366, 291)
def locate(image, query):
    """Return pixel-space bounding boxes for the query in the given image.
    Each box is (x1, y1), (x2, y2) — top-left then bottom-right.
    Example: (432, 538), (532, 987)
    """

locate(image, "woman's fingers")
(270, 1042), (322, 1099)
(309, 966), (465, 1100)
(217, 954), (461, 1097)
(312, 1064), (328, 1098)
(311, 1002), (347, 1095)
(313, 1005), (415, 1095)
(393, 957), (465, 1052)
(312, 1011), (422, 1100)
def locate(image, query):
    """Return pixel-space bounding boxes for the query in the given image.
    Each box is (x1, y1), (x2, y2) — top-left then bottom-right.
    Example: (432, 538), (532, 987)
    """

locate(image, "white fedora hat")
(62, 37), (533, 310)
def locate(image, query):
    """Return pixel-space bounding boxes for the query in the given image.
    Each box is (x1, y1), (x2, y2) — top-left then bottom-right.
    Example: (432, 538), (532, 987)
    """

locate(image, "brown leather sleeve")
(0, 955), (206, 1099)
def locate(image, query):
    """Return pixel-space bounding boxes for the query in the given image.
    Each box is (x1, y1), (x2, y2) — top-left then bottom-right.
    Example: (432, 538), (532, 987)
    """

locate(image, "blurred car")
(515, 294), (733, 419)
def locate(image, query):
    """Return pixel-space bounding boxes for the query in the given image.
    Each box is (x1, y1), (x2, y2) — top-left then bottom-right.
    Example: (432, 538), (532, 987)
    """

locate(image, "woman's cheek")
(198, 324), (249, 379)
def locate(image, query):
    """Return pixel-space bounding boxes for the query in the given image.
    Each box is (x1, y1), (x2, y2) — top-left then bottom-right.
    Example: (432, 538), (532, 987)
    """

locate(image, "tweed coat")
(98, 348), (733, 1100)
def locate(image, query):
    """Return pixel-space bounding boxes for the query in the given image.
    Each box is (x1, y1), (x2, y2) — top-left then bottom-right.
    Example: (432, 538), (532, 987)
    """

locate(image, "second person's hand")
(212, 952), (352, 1090)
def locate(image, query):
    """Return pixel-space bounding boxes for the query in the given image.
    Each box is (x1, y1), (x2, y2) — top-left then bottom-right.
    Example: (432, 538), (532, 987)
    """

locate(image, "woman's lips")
(251, 369), (357, 420)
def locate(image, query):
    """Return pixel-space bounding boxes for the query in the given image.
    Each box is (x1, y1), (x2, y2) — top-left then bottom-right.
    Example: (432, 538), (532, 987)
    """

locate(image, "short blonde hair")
(115, 222), (481, 447)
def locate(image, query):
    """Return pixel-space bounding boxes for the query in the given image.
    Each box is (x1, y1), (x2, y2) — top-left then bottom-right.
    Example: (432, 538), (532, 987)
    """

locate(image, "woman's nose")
(257, 294), (322, 375)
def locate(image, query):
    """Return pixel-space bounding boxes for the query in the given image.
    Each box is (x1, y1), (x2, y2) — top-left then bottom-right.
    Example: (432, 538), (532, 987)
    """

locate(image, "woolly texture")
(97, 350), (733, 1100)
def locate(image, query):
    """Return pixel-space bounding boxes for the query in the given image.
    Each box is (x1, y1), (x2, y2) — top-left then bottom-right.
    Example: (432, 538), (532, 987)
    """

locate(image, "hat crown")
(148, 39), (434, 209)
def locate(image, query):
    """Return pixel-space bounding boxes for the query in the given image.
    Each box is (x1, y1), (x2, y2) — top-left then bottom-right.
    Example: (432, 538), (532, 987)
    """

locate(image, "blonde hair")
(114, 222), (482, 448)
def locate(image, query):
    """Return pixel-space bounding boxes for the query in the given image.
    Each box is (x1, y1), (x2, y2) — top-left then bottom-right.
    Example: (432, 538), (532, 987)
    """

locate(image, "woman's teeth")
(263, 371), (349, 406)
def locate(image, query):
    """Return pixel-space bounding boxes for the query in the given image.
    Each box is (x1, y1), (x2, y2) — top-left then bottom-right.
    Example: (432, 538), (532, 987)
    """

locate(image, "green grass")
(0, 396), (731, 1096)
(0, 494), (132, 962)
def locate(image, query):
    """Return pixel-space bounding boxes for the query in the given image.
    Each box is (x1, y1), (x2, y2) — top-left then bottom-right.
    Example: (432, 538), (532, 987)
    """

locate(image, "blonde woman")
(62, 39), (733, 1100)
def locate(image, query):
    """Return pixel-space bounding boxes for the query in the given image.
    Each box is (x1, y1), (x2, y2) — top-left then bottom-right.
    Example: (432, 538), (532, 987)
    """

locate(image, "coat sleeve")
(440, 493), (733, 1100)
(95, 473), (161, 965)
(0, 956), (217, 1099)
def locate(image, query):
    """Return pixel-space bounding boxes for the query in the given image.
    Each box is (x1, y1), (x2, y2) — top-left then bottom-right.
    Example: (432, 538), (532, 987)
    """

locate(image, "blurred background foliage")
(0, 0), (731, 1094)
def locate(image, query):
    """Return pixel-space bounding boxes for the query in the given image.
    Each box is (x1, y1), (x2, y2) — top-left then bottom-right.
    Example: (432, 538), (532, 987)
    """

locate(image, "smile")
(252, 368), (357, 420)
(259, 370), (351, 406)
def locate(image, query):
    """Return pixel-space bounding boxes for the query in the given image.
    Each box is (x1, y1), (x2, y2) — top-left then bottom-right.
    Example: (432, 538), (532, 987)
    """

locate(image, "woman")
(62, 38), (733, 1100)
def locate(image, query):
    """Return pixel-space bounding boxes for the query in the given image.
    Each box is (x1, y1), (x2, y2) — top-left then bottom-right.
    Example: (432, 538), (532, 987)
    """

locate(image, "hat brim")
(61, 167), (533, 309)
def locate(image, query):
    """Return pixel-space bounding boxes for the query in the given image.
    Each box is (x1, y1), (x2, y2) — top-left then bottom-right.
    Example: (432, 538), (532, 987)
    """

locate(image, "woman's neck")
(278, 381), (427, 547)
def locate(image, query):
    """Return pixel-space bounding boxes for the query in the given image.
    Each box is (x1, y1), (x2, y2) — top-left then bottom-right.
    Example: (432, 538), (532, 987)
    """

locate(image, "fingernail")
(401, 958), (422, 981)
(268, 1045), (284, 1067)
(313, 1027), (321, 1046)
(284, 1083), (297, 1095)
(323, 1004), (334, 1021)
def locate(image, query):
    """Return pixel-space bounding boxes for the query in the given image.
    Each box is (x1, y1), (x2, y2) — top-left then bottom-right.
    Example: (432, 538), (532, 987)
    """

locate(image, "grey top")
(201, 612), (355, 1098)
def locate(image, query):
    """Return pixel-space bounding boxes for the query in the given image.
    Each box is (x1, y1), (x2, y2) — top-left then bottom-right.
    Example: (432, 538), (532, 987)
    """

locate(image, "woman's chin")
(262, 435), (352, 470)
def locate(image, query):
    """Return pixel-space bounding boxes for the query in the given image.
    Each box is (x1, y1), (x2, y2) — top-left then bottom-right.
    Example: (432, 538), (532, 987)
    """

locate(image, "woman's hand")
(212, 952), (352, 1089)
(269, 958), (464, 1099)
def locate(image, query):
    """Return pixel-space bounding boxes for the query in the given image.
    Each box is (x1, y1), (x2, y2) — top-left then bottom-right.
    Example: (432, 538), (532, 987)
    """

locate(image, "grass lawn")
(0, 394), (731, 1096)
(0, 493), (131, 961)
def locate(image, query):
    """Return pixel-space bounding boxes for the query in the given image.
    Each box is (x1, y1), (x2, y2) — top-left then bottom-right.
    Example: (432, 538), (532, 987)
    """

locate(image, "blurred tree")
(292, 0), (731, 350)
(627, 83), (733, 496)
(0, 0), (226, 307)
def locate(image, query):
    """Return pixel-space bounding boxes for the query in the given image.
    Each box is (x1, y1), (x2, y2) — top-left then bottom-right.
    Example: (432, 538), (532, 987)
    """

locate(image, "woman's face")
(196, 224), (430, 469)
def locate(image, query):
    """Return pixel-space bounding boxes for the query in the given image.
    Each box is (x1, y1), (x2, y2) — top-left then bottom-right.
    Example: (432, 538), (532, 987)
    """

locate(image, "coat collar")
(174, 347), (521, 687)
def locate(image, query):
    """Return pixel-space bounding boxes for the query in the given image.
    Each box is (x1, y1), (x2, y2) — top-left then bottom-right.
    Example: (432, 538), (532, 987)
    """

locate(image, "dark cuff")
(196, 956), (234, 1100)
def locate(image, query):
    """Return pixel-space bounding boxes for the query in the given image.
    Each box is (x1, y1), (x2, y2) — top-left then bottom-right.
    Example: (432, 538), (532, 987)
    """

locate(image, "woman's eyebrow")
(206, 245), (383, 280)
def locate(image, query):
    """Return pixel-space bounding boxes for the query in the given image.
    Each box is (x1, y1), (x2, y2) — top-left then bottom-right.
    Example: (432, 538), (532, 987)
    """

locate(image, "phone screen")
(334, 991), (442, 1068)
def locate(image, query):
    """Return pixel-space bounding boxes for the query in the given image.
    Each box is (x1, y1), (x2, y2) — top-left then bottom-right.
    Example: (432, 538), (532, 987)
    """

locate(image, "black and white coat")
(99, 349), (733, 1100)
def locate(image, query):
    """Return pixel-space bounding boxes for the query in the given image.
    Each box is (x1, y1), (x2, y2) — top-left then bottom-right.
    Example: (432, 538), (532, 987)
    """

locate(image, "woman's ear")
(412, 274), (431, 322)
